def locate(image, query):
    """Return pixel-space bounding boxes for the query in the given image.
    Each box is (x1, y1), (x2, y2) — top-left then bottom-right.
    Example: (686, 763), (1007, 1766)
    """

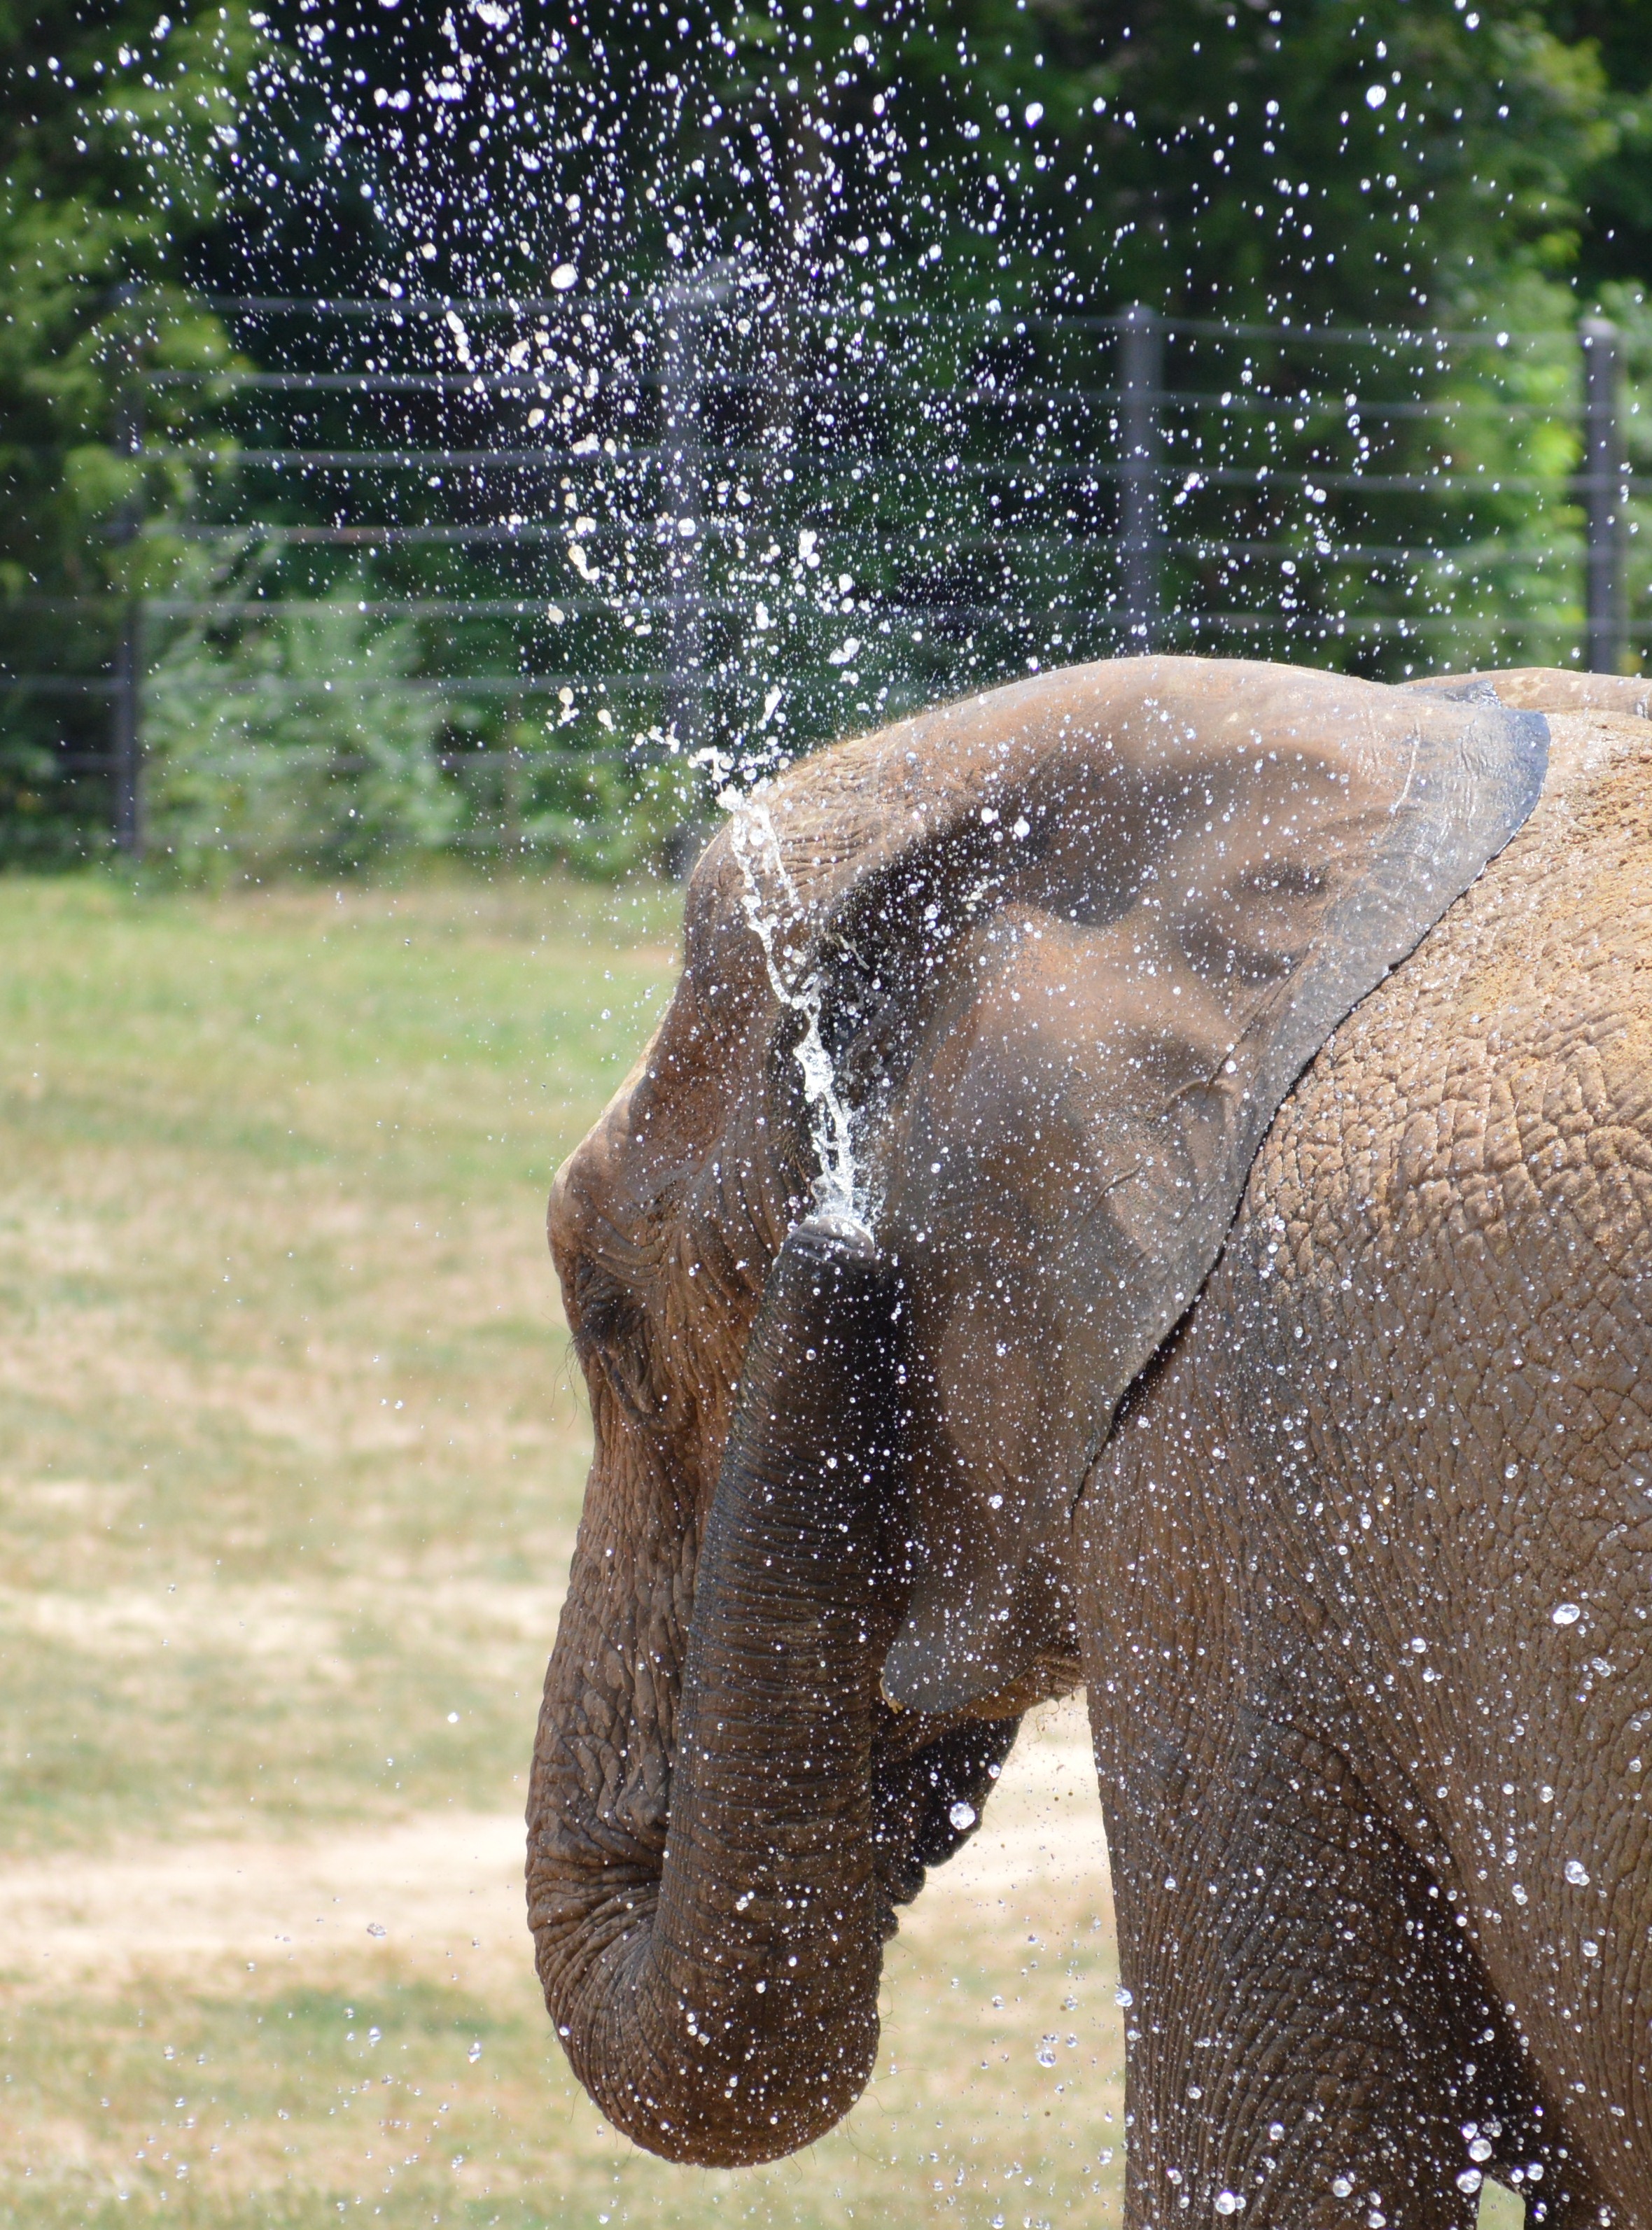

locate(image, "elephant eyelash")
(588, 1333), (662, 1429)
(570, 1261), (662, 1424)
(569, 1259), (634, 1352)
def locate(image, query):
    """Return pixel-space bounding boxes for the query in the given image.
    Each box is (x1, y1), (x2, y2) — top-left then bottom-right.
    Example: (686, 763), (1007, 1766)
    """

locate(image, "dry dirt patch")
(0, 1696), (1106, 1999)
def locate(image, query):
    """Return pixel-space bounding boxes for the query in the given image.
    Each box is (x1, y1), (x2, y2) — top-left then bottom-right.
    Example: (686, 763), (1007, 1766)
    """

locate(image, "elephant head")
(527, 655), (1544, 2168)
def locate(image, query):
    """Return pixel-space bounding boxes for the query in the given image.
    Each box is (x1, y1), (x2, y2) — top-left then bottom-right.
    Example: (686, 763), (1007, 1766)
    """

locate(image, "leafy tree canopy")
(2, 0), (1647, 862)
(0, 3), (262, 598)
(232, 0), (1645, 333)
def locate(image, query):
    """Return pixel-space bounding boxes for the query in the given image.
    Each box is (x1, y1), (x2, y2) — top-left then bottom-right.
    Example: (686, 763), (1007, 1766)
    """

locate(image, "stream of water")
(712, 762), (871, 1237)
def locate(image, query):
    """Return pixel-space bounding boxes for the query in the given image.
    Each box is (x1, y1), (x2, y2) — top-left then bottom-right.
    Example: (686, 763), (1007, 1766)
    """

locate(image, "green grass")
(0, 871), (678, 1856)
(0, 1898), (1130, 2229)
(0, 869), (1523, 2230)
(0, 869), (1132, 2230)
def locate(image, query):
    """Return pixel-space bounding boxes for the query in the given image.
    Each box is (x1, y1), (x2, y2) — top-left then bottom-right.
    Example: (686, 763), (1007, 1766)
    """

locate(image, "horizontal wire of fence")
(0, 529), (1596, 610)
(4, 288), (1641, 864)
(190, 290), (1588, 352)
(133, 370), (1574, 425)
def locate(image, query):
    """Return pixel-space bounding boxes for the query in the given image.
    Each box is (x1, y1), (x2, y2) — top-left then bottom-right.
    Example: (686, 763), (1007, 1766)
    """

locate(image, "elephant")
(528, 652), (1652, 2228)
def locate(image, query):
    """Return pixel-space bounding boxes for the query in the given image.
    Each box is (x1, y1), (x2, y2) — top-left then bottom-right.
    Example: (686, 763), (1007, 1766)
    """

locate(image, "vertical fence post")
(1119, 304), (1162, 653)
(1581, 315), (1628, 676)
(660, 281), (707, 759)
(109, 310), (146, 858)
(110, 599), (146, 860)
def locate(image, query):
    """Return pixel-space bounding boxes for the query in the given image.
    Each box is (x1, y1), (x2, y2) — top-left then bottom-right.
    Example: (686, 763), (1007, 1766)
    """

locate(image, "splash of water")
(700, 753), (869, 1239)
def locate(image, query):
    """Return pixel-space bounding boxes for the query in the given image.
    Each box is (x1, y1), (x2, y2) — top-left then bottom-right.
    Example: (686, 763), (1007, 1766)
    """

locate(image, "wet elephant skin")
(1084, 707), (1652, 2226)
(530, 664), (1652, 2224)
(531, 1209), (1017, 2166)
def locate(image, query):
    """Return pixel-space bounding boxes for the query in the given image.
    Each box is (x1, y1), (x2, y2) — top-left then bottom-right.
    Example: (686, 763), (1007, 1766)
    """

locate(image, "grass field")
(0, 870), (1139, 2230)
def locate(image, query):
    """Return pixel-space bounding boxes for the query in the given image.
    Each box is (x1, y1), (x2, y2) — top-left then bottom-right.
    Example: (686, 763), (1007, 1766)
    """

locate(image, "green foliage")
(1541, 0), (1652, 294)
(515, 743), (704, 881)
(0, 1), (268, 858)
(141, 594), (458, 878)
(136, 591), (695, 881)
(2, 0), (1650, 876)
(0, 5), (262, 580)
(374, 0), (1619, 330)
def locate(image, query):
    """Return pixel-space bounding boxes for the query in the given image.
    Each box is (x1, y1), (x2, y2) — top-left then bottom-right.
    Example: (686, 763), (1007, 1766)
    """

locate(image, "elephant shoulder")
(1234, 710), (1652, 1289)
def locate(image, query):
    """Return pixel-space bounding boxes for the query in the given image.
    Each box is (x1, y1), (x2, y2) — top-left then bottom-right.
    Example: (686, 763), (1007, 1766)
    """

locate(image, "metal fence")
(4, 283), (1642, 860)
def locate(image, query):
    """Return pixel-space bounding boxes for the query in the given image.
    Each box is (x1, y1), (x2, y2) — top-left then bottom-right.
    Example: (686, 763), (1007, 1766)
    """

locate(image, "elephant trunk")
(528, 1216), (895, 2167)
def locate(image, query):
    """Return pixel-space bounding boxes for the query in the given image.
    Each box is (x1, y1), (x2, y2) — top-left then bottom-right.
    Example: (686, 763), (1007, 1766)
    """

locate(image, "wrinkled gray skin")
(531, 672), (1652, 2226)
(1080, 693), (1652, 2229)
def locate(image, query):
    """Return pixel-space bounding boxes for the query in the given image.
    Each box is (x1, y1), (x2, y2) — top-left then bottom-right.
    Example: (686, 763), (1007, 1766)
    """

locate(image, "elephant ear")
(755, 656), (1547, 1716)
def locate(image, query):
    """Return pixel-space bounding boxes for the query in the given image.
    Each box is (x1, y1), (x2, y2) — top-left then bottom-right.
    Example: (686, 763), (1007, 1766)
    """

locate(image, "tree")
(1541, 0), (1652, 299)
(3, 0), (1645, 868)
(0, 1), (262, 857)
(251, 0), (1617, 328)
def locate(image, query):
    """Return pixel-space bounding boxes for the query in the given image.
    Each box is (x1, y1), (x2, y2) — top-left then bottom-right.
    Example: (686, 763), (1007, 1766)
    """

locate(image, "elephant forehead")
(552, 932), (772, 1281)
(759, 654), (1508, 918)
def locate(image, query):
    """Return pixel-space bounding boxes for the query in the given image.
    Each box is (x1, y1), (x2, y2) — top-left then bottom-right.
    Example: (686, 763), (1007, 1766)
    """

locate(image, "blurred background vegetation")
(1, 0), (1649, 877)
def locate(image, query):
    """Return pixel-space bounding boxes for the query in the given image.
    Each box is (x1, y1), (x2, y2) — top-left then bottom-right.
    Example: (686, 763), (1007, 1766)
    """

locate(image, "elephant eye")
(571, 1261), (659, 1425)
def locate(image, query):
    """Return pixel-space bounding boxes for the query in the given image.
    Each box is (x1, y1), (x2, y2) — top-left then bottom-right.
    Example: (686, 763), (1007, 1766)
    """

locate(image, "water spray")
(694, 746), (869, 1241)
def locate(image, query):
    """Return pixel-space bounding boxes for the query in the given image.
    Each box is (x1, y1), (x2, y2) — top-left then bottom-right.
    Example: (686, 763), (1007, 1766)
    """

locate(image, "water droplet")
(1214, 2192), (1245, 2215)
(1035, 2036), (1058, 2067)
(1331, 2176), (1354, 2198)
(366, 1923), (386, 1938)
(468, 2040), (482, 2063)
(1565, 1858), (1590, 1886)
(1114, 1986), (1133, 2009)
(1553, 1602), (1581, 1626)
(948, 1800), (977, 1832)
